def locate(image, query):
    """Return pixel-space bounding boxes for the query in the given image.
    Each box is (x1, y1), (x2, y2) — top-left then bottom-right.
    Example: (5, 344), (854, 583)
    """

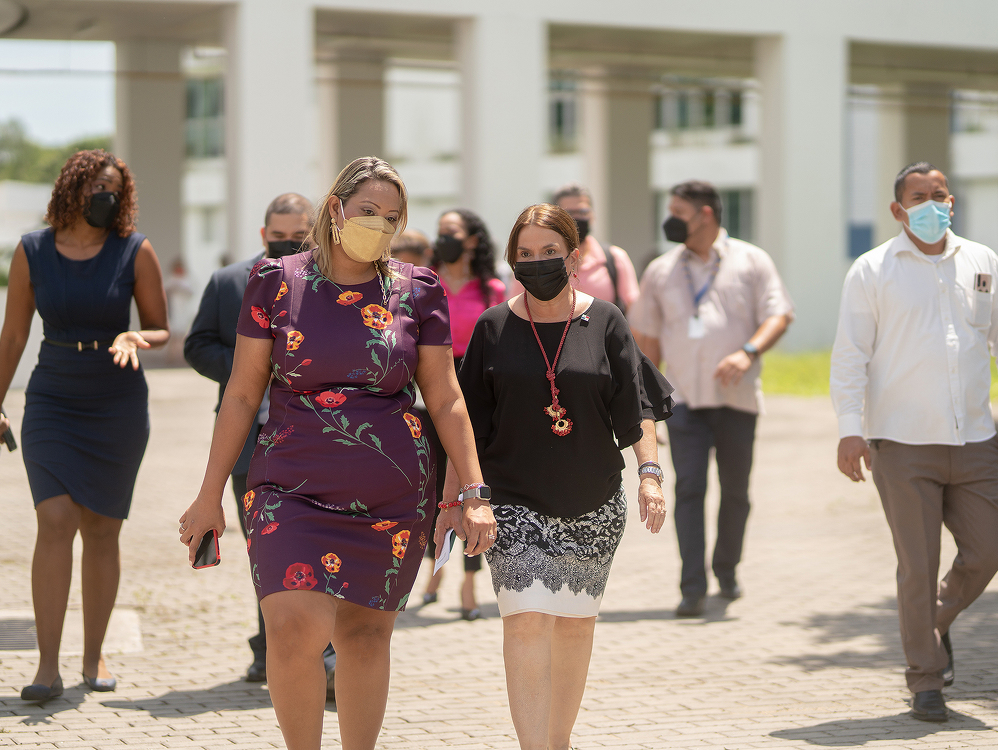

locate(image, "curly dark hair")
(432, 208), (499, 304)
(45, 149), (138, 237)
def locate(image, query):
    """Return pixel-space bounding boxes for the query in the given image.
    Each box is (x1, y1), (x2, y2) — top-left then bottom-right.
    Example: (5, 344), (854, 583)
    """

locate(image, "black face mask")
(434, 234), (465, 264)
(514, 257), (569, 301)
(85, 192), (120, 229)
(267, 239), (308, 258)
(574, 218), (590, 242)
(663, 216), (688, 244)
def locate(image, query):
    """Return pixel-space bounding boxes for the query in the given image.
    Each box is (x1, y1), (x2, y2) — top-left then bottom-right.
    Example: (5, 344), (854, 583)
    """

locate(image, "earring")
(330, 221), (341, 245)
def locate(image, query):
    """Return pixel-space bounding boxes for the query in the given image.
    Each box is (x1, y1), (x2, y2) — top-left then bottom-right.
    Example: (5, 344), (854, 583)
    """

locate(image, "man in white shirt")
(831, 162), (998, 722)
(630, 180), (794, 617)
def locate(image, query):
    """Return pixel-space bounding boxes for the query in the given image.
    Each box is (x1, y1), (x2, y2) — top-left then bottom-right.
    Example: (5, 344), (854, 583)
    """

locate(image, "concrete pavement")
(1, 368), (996, 749)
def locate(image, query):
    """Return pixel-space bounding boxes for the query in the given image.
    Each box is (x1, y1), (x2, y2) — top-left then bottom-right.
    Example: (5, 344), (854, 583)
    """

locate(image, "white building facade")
(3, 0), (998, 351)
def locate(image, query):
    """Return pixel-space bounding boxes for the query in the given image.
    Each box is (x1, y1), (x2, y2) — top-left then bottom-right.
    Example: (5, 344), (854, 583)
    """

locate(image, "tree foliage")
(0, 118), (112, 184)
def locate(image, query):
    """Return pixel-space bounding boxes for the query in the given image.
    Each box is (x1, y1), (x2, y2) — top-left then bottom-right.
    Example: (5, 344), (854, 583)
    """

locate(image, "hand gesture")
(713, 349), (753, 387)
(433, 505), (464, 557)
(837, 436), (871, 482)
(109, 331), (151, 370)
(178, 496), (226, 566)
(461, 499), (497, 555)
(637, 478), (667, 533)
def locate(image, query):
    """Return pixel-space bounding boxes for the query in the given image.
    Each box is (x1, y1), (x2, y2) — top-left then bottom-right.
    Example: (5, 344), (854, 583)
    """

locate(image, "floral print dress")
(236, 254), (450, 611)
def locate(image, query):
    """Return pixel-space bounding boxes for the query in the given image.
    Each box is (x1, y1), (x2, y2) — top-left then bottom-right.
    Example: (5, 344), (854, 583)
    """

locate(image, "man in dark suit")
(185, 193), (334, 687)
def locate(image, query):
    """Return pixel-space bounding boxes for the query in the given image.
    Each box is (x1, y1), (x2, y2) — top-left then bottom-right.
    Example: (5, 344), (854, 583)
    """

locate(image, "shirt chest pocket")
(961, 273), (992, 328)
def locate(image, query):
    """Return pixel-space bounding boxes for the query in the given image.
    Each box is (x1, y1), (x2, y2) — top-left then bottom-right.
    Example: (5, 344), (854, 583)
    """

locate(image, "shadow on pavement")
(99, 679), (278, 717)
(598, 595), (735, 623)
(770, 708), (992, 745)
(770, 592), (998, 672)
(1, 689), (87, 724)
(394, 602), (500, 628)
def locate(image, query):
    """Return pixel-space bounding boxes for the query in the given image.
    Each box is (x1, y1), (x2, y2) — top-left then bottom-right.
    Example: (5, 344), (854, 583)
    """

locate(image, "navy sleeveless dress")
(20, 228), (150, 519)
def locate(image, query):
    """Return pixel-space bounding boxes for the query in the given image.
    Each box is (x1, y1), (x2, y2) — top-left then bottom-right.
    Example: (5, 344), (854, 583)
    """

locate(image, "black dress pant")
(665, 404), (757, 598)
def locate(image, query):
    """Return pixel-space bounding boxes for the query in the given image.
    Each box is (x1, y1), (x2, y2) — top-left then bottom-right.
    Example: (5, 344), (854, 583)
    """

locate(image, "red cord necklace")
(524, 286), (576, 437)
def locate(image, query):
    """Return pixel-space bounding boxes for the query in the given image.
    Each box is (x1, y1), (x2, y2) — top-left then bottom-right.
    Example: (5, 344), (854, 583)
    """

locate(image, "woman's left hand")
(433, 506), (464, 556)
(109, 331), (151, 370)
(637, 478), (667, 533)
(462, 499), (497, 555)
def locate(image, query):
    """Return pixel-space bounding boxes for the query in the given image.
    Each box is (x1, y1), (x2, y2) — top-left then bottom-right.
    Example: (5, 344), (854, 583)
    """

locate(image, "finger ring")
(487, 533), (496, 540)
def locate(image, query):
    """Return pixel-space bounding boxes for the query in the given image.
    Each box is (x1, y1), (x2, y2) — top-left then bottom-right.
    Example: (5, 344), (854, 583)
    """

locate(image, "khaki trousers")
(871, 437), (998, 693)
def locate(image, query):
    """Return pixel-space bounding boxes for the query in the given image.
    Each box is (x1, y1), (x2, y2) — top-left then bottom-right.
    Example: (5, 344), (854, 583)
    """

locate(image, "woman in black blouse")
(441, 203), (672, 750)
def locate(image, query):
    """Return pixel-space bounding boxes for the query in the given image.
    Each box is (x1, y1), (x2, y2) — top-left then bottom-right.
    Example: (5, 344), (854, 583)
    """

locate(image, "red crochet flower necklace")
(524, 285), (576, 437)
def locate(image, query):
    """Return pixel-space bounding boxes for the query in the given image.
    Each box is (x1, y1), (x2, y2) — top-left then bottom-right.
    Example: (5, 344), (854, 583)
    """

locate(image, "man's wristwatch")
(459, 485), (492, 503)
(742, 342), (759, 359)
(637, 462), (664, 483)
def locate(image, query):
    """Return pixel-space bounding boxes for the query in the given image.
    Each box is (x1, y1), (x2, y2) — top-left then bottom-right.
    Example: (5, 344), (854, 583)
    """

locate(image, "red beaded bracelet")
(437, 499), (463, 509)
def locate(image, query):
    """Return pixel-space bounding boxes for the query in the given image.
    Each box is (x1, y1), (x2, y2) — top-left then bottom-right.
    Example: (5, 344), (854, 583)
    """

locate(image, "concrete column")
(580, 66), (609, 238)
(115, 40), (184, 271)
(874, 83), (953, 246)
(317, 56), (386, 189)
(905, 82), (952, 175)
(223, 0), (319, 262)
(579, 66), (654, 258)
(755, 32), (848, 349)
(456, 12), (546, 242)
(606, 78), (655, 260)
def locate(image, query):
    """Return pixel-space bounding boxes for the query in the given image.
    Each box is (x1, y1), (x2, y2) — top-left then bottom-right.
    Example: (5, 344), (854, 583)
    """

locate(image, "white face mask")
(332, 214), (395, 263)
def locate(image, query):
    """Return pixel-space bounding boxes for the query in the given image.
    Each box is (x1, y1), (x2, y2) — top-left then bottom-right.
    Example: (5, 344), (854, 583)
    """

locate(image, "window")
(720, 189), (753, 242)
(848, 223), (873, 258)
(186, 78), (224, 158)
(549, 77), (578, 153)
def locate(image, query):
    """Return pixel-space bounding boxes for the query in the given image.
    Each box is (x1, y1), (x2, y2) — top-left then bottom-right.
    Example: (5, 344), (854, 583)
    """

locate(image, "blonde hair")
(307, 156), (408, 279)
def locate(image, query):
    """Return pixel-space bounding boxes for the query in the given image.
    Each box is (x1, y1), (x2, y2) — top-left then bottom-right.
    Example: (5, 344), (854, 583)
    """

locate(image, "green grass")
(762, 349), (998, 402)
(761, 350), (833, 396)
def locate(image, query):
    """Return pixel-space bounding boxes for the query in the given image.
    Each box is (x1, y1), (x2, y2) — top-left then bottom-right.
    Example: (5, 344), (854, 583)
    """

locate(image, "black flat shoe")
(21, 676), (63, 703)
(461, 608), (481, 621)
(675, 596), (705, 617)
(82, 672), (117, 692)
(719, 582), (742, 600)
(245, 659), (267, 683)
(911, 689), (948, 722)
(941, 631), (954, 687)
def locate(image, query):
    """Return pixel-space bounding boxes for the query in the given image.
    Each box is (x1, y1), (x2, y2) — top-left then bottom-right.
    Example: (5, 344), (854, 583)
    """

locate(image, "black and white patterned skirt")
(484, 486), (627, 618)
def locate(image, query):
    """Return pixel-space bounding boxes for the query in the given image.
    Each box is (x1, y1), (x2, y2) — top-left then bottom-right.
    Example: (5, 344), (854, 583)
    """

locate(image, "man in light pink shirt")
(630, 180), (793, 618)
(506, 183), (639, 312)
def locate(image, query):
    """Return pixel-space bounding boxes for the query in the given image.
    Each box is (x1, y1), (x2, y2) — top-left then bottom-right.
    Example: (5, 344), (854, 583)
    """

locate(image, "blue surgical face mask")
(904, 199), (951, 244)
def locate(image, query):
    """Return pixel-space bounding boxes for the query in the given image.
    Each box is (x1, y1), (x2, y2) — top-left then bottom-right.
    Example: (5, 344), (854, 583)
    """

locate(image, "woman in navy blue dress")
(0, 150), (169, 702)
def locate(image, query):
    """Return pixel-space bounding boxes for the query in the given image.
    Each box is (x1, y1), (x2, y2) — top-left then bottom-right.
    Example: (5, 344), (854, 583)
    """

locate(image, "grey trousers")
(871, 437), (998, 693)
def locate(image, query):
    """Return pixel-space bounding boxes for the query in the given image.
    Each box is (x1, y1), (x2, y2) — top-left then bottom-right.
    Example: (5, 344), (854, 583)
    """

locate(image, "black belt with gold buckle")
(44, 338), (114, 351)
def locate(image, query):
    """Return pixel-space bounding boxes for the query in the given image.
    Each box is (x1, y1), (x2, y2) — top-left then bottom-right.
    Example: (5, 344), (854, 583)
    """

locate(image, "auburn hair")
(45, 149), (138, 237)
(504, 203), (580, 268)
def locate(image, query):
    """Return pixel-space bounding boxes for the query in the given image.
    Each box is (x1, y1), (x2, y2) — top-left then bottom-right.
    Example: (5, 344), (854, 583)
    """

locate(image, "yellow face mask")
(333, 214), (395, 263)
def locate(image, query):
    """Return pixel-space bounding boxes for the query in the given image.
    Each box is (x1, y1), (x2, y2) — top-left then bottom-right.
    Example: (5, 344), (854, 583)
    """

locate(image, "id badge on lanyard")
(683, 250), (720, 340)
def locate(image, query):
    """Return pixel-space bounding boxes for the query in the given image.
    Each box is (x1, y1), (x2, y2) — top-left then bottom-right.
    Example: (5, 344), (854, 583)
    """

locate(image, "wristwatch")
(637, 462), (664, 483)
(742, 342), (759, 359)
(459, 485), (492, 503)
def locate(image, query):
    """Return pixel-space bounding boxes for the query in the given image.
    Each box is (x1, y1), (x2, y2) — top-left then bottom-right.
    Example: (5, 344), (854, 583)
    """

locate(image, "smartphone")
(1, 410), (16, 452)
(193, 530), (220, 569)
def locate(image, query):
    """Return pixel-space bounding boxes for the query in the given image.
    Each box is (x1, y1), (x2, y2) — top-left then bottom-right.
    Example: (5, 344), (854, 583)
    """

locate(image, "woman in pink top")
(421, 209), (505, 618)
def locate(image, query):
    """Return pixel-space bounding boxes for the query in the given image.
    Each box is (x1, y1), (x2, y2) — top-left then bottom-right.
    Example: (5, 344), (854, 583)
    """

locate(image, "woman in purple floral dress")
(179, 157), (495, 750)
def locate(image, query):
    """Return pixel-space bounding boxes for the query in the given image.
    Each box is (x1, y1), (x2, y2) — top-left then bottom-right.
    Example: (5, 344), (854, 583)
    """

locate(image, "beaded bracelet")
(437, 499), (463, 510)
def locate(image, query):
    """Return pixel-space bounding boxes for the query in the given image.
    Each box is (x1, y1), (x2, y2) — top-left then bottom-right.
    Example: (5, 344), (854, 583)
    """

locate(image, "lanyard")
(682, 249), (720, 316)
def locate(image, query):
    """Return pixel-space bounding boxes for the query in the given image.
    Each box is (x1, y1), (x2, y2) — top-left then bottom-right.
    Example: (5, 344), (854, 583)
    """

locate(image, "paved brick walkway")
(1, 368), (996, 749)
